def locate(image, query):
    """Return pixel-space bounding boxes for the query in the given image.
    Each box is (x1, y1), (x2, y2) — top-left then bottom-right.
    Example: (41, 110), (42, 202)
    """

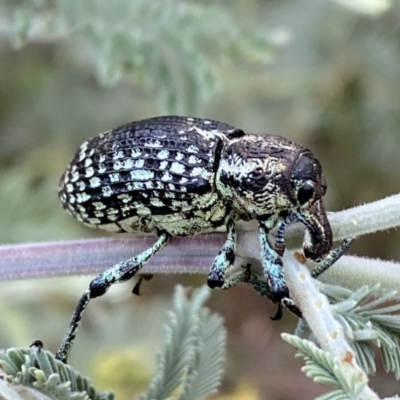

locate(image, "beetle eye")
(297, 183), (314, 205)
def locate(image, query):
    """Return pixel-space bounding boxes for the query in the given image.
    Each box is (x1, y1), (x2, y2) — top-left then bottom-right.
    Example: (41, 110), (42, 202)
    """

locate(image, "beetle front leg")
(221, 265), (302, 320)
(56, 232), (169, 363)
(258, 221), (289, 301)
(310, 238), (353, 278)
(207, 219), (236, 288)
(274, 213), (297, 256)
(245, 273), (302, 319)
(219, 264), (273, 299)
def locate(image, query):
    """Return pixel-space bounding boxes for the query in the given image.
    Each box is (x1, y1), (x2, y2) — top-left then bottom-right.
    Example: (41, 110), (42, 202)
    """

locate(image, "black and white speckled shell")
(59, 116), (239, 235)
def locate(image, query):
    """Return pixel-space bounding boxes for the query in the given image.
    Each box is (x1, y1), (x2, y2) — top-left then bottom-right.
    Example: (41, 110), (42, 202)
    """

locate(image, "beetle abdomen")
(59, 116), (234, 232)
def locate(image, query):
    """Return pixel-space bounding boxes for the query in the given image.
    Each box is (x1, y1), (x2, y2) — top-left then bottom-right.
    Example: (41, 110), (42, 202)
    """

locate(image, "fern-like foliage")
(285, 283), (400, 398)
(321, 283), (400, 379)
(282, 334), (368, 400)
(1, 0), (281, 114)
(140, 285), (226, 400)
(0, 285), (226, 400)
(0, 344), (113, 400)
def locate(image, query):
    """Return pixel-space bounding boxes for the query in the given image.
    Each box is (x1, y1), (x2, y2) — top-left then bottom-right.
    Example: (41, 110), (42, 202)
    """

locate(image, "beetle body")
(56, 116), (333, 363)
(59, 116), (331, 258)
(59, 117), (233, 237)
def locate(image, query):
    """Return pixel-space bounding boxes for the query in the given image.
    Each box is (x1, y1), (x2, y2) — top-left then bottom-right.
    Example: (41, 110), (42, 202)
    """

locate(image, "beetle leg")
(245, 274), (302, 319)
(221, 264), (302, 320)
(274, 213), (296, 256)
(219, 264), (273, 297)
(132, 273), (154, 296)
(207, 219), (236, 288)
(240, 269), (302, 319)
(258, 221), (289, 301)
(219, 268), (250, 290)
(56, 232), (169, 363)
(310, 237), (353, 278)
(281, 298), (302, 319)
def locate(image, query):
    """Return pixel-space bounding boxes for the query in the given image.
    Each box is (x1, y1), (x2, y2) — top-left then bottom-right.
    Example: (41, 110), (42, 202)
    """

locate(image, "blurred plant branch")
(0, 0), (286, 115)
(331, 0), (391, 15)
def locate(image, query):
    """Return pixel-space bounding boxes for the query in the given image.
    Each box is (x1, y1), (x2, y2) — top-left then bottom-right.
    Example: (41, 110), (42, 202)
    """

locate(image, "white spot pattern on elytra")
(172, 200), (185, 208)
(137, 207), (151, 216)
(121, 205), (132, 213)
(126, 182), (142, 191)
(130, 169), (154, 181)
(145, 181), (154, 189)
(157, 149), (170, 159)
(146, 140), (162, 148)
(170, 162), (185, 174)
(71, 171), (80, 182)
(187, 145), (199, 153)
(110, 173), (120, 183)
(188, 155), (200, 164)
(190, 167), (204, 177)
(150, 198), (165, 207)
(87, 148), (95, 157)
(113, 150), (124, 159)
(113, 160), (123, 170)
(122, 159), (134, 169)
(161, 172), (173, 181)
(60, 118), (246, 237)
(134, 159), (145, 168)
(118, 194), (132, 203)
(76, 192), (91, 203)
(85, 167), (94, 178)
(78, 147), (87, 161)
(89, 177), (101, 188)
(159, 161), (168, 170)
(93, 202), (106, 210)
(102, 186), (113, 197)
(131, 148), (142, 158)
(76, 181), (86, 191)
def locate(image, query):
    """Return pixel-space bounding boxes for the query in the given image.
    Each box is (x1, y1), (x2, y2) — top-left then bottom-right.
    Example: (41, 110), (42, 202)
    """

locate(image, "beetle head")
(289, 151), (332, 261)
(217, 134), (332, 261)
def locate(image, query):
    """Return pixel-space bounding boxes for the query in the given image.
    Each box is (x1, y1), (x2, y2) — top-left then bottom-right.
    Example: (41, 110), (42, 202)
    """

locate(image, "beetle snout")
(300, 199), (332, 261)
(303, 235), (331, 261)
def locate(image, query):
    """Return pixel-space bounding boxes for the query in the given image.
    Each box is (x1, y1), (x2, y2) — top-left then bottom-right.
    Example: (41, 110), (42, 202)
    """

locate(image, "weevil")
(57, 116), (346, 362)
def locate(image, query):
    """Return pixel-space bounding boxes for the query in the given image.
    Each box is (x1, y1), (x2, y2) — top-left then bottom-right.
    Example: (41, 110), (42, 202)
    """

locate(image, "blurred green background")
(0, 0), (400, 398)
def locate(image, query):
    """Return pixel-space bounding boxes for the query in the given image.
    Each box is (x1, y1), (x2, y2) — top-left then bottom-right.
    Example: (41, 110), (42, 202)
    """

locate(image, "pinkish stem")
(0, 235), (225, 281)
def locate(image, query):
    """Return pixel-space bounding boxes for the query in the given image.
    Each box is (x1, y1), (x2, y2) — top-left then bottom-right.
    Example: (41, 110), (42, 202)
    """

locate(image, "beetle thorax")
(215, 135), (296, 220)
